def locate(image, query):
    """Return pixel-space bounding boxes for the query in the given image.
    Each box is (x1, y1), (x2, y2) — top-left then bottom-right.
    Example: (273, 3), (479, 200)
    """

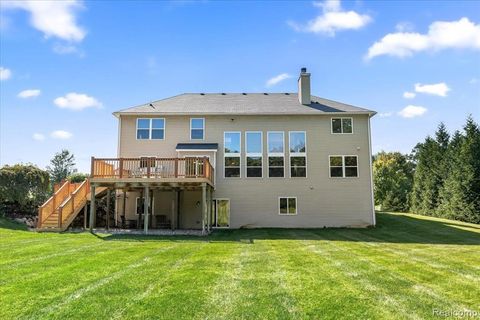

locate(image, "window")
(190, 118), (205, 140)
(135, 196), (154, 215)
(224, 132), (241, 178)
(289, 131), (307, 177)
(245, 132), (262, 178)
(267, 132), (284, 177)
(331, 118), (353, 134)
(329, 155), (358, 178)
(136, 118), (165, 140)
(279, 197), (297, 215)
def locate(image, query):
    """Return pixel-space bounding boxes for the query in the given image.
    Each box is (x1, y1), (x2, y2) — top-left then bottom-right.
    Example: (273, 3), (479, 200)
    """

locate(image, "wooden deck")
(90, 157), (214, 187)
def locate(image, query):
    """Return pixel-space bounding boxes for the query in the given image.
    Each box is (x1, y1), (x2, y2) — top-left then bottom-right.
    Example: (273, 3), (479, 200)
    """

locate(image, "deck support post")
(106, 189), (111, 230)
(83, 203), (88, 229)
(171, 189), (177, 231)
(122, 188), (126, 228)
(89, 185), (96, 232)
(202, 183), (207, 235)
(138, 188), (143, 229)
(144, 186), (150, 235)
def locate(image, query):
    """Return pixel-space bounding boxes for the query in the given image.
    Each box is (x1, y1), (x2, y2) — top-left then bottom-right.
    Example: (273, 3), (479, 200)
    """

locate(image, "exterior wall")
(117, 113), (375, 228)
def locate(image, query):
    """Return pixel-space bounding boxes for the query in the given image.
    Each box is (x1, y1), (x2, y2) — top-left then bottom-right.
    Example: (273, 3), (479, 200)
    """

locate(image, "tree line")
(0, 150), (88, 216)
(374, 116), (480, 224)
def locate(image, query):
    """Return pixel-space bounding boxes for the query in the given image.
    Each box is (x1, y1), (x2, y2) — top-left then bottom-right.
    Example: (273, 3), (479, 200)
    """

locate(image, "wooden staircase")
(37, 179), (105, 231)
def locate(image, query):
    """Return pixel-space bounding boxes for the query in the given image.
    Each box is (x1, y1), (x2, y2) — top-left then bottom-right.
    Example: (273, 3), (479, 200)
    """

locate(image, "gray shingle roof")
(113, 93), (375, 116)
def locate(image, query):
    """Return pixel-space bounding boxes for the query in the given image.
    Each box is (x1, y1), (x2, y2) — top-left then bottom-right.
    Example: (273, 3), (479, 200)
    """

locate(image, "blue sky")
(1, 0), (479, 173)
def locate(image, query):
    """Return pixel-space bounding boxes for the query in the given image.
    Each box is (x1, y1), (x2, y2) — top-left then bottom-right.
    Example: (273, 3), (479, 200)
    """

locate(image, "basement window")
(279, 197), (297, 215)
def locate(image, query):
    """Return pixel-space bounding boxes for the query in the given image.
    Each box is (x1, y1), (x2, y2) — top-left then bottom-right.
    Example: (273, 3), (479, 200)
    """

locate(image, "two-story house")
(37, 68), (376, 233)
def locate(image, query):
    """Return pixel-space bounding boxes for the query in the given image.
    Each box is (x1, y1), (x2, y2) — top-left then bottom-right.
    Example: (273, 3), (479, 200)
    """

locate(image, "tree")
(438, 116), (480, 223)
(0, 164), (50, 215)
(68, 172), (89, 183)
(46, 150), (76, 185)
(410, 123), (450, 215)
(373, 152), (415, 212)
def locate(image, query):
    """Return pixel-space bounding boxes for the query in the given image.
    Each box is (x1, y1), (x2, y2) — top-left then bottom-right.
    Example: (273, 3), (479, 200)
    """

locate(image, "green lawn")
(0, 212), (479, 320)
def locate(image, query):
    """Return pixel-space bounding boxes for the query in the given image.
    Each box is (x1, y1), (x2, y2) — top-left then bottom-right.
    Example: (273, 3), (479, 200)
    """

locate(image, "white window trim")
(223, 131), (241, 179)
(135, 196), (155, 215)
(328, 155), (359, 178)
(136, 118), (166, 140)
(289, 131), (307, 178)
(212, 198), (230, 228)
(245, 131), (263, 178)
(190, 117), (205, 140)
(278, 196), (298, 215)
(330, 117), (354, 134)
(267, 131), (285, 178)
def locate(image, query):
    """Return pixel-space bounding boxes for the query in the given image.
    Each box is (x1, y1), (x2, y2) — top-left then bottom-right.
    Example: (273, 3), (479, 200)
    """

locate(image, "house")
(37, 68), (376, 233)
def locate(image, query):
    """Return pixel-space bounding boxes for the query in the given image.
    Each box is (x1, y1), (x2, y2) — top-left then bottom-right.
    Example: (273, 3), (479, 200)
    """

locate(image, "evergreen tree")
(46, 150), (77, 185)
(438, 116), (480, 223)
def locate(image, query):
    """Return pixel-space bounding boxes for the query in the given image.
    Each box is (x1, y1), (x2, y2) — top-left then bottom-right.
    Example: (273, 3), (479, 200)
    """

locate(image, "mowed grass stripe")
(301, 230), (477, 318)
(272, 230), (399, 320)
(119, 241), (243, 319)
(0, 242), (179, 319)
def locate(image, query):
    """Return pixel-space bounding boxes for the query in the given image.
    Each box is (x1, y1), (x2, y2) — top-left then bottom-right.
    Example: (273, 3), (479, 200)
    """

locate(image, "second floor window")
(136, 118), (165, 140)
(246, 132), (262, 178)
(289, 131), (306, 177)
(224, 132), (241, 178)
(332, 118), (353, 134)
(190, 118), (205, 140)
(267, 132), (284, 177)
(329, 155), (358, 178)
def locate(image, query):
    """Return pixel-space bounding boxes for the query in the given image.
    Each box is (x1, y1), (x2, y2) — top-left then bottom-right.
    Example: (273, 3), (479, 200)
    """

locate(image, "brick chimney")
(298, 67), (311, 105)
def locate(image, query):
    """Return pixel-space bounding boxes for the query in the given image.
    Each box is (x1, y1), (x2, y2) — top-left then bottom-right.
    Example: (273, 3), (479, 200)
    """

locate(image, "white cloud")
(288, 0), (372, 36)
(366, 17), (480, 59)
(398, 105), (427, 118)
(18, 89), (41, 98)
(0, 67), (12, 80)
(403, 91), (416, 99)
(395, 21), (414, 32)
(2, 0), (85, 42)
(415, 82), (450, 97)
(54, 93), (102, 111)
(470, 78), (478, 84)
(266, 73), (291, 87)
(32, 133), (45, 141)
(378, 112), (393, 118)
(50, 130), (73, 140)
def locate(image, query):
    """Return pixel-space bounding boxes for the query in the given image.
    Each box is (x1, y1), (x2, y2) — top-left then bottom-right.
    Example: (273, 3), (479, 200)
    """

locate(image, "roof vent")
(263, 93), (268, 95)
(221, 93), (226, 95)
(284, 93), (290, 95)
(242, 93), (247, 95)
(301, 67), (307, 73)
(200, 93), (205, 95)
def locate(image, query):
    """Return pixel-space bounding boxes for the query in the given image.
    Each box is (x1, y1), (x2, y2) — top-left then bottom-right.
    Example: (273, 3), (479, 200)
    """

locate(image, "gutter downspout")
(367, 113), (376, 226)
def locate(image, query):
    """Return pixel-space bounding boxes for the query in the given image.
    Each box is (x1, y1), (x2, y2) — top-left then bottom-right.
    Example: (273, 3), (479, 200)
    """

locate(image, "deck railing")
(91, 157), (215, 184)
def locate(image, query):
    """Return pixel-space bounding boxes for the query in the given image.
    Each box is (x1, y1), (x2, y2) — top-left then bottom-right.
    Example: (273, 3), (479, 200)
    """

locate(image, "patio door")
(213, 199), (230, 228)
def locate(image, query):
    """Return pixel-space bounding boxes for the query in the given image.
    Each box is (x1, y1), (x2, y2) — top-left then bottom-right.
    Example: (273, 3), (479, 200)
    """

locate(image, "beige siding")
(117, 114), (374, 228)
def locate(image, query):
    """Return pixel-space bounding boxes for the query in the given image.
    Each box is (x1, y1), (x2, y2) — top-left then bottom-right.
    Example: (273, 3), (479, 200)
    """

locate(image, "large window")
(329, 155), (358, 178)
(289, 131), (307, 177)
(190, 118), (205, 140)
(279, 197), (297, 215)
(331, 117), (353, 134)
(245, 131), (263, 178)
(267, 132), (284, 177)
(136, 118), (165, 140)
(224, 132), (241, 178)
